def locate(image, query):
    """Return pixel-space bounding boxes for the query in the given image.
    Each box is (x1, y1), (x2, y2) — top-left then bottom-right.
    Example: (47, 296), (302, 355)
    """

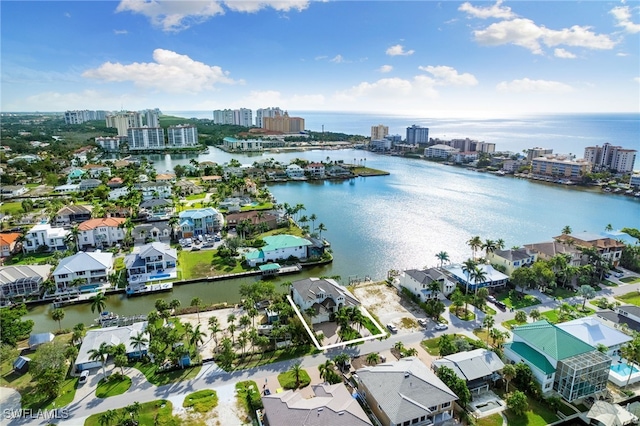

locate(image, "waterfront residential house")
(0, 264), (52, 300)
(107, 177), (124, 188)
(23, 223), (70, 253)
(66, 168), (86, 183)
(225, 210), (278, 231)
(75, 322), (148, 371)
(425, 144), (459, 159)
(398, 268), (456, 300)
(442, 263), (509, 293)
(486, 248), (537, 276)
(139, 199), (174, 221)
(0, 233), (21, 258)
(586, 401), (638, 426)
(355, 357), (458, 426)
(53, 184), (80, 194)
(556, 317), (631, 356)
(174, 179), (204, 197)
(132, 222), (172, 245)
(523, 240), (583, 267)
(0, 185), (28, 198)
(82, 164), (111, 178)
(124, 242), (177, 285)
(261, 382), (372, 426)
(55, 205), (93, 227)
(108, 186), (130, 201)
(135, 181), (172, 201)
(432, 349), (505, 394)
(285, 164), (305, 179)
(291, 277), (361, 324)
(155, 173), (176, 183)
(597, 305), (640, 334)
(305, 162), (325, 178)
(504, 320), (611, 402)
(178, 208), (222, 237)
(554, 231), (626, 267)
(77, 217), (126, 250)
(326, 165), (352, 178)
(222, 137), (263, 152)
(244, 234), (312, 267)
(52, 251), (114, 294)
(78, 178), (102, 191)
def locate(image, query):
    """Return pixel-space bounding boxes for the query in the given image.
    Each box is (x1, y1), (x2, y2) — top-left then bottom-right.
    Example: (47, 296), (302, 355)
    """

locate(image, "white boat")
(126, 282), (173, 297)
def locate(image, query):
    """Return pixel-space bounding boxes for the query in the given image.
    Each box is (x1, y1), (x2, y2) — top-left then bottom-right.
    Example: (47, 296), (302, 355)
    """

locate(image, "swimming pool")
(611, 362), (639, 376)
(149, 273), (170, 280)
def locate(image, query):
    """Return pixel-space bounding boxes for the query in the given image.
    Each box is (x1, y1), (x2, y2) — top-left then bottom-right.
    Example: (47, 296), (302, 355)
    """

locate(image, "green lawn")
(477, 413), (503, 426)
(95, 374), (131, 398)
(5, 252), (57, 266)
(546, 287), (577, 300)
(131, 361), (201, 386)
(85, 399), (179, 426)
(235, 345), (320, 370)
(616, 291), (640, 306)
(540, 310), (560, 323)
(0, 202), (23, 215)
(186, 193), (206, 201)
(179, 249), (250, 279)
(497, 291), (541, 309)
(621, 276), (640, 284)
(259, 225), (305, 238)
(183, 389), (218, 413)
(278, 368), (311, 389)
(502, 394), (560, 426)
(236, 380), (262, 422)
(240, 202), (273, 211)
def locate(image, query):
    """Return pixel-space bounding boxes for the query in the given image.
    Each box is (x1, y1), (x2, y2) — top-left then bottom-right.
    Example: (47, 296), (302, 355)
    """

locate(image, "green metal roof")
(245, 235), (311, 261)
(512, 320), (595, 361)
(259, 263), (280, 271)
(505, 342), (556, 374)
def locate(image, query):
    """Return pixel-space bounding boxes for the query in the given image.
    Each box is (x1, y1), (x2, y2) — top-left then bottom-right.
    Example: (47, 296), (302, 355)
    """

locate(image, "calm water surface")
(26, 149), (640, 332)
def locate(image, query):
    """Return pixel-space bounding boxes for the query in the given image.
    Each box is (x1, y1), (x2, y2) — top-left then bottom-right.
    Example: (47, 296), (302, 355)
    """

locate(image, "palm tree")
(318, 359), (335, 382)
(482, 315), (495, 345)
(208, 316), (221, 347)
(90, 292), (107, 314)
(435, 251), (449, 268)
(316, 223), (327, 239)
(51, 308), (65, 330)
(366, 352), (381, 365)
(190, 324), (206, 351)
(621, 340), (640, 389)
(98, 409), (117, 426)
(130, 331), (149, 357)
(482, 239), (497, 257)
(237, 330), (249, 357)
(309, 214), (317, 231)
(470, 266), (487, 297)
(496, 239), (506, 250)
(529, 309), (541, 322)
(503, 363), (517, 391)
(562, 225), (572, 235)
(190, 297), (203, 323)
(605, 223), (613, 232)
(88, 342), (112, 378)
(467, 236), (482, 259)
(289, 362), (303, 388)
(169, 299), (181, 317)
(461, 258), (477, 316)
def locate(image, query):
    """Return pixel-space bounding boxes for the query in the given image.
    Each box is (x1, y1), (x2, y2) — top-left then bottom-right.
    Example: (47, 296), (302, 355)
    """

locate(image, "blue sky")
(1, 1), (639, 116)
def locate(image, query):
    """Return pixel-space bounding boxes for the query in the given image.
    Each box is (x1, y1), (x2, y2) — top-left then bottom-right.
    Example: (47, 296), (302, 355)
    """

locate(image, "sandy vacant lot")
(352, 281), (425, 332)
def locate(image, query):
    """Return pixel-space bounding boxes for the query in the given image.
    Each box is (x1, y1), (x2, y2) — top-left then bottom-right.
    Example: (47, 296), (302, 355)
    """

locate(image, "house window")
(429, 406), (437, 412)
(412, 419), (419, 424)
(76, 271), (86, 276)
(545, 383), (552, 389)
(546, 374), (553, 379)
(403, 422), (410, 426)
(420, 416), (426, 422)
(441, 401), (451, 408)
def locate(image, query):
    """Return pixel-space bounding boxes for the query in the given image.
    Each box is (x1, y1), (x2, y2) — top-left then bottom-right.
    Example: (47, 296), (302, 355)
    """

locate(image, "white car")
(434, 323), (448, 331)
(387, 323), (398, 333)
(78, 370), (90, 385)
(417, 318), (428, 327)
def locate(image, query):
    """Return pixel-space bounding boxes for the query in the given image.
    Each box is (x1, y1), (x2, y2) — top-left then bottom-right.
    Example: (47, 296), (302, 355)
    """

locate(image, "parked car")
(487, 295), (497, 303)
(417, 318), (428, 327)
(615, 272), (624, 278)
(387, 323), (398, 333)
(434, 323), (448, 330)
(79, 370), (90, 385)
(202, 242), (214, 248)
(191, 246), (201, 251)
(495, 301), (507, 310)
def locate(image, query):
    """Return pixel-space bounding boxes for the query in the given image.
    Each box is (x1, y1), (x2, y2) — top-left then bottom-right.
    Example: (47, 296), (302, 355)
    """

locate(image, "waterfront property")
(178, 208), (222, 237)
(28, 332), (54, 350)
(554, 231), (626, 267)
(77, 217), (126, 250)
(124, 242), (177, 286)
(530, 155), (592, 179)
(244, 234), (312, 267)
(261, 383), (372, 426)
(74, 321), (148, 372)
(135, 181), (173, 201)
(355, 357), (458, 426)
(0, 232), (21, 258)
(132, 222), (172, 244)
(397, 268), (456, 301)
(597, 305), (640, 333)
(291, 277), (360, 324)
(524, 240), (583, 267)
(504, 320), (611, 402)
(22, 223), (70, 253)
(225, 210), (278, 231)
(54, 205), (93, 227)
(432, 349), (504, 394)
(0, 264), (52, 300)
(486, 248), (537, 276)
(442, 264), (509, 292)
(52, 251), (114, 294)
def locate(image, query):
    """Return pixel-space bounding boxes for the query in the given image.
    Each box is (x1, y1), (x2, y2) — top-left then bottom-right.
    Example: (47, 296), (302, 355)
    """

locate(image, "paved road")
(8, 268), (639, 425)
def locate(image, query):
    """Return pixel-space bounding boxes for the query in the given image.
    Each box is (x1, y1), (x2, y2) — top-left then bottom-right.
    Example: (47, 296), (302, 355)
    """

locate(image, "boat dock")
(53, 292), (99, 308)
(126, 282), (174, 297)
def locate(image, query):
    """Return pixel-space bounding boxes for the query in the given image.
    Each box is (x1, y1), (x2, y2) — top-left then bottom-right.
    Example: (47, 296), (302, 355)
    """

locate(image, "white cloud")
(223, 1), (309, 13)
(116, 0), (309, 32)
(610, 6), (640, 33)
(113, 29), (129, 35)
(617, 52), (630, 57)
(458, 0), (515, 19)
(315, 55), (328, 61)
(554, 48), (576, 59)
(378, 65), (393, 73)
(496, 78), (573, 93)
(330, 55), (345, 63)
(473, 18), (616, 54)
(386, 44), (415, 56)
(335, 76), (438, 103)
(82, 49), (241, 94)
(418, 65), (478, 86)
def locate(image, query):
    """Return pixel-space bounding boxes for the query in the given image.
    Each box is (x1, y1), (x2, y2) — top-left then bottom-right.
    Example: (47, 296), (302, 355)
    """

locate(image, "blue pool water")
(611, 362), (639, 376)
(149, 273), (170, 279)
(79, 284), (98, 292)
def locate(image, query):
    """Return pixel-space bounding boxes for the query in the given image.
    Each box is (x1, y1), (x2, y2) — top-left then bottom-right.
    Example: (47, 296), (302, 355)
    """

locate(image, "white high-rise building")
(95, 136), (124, 152)
(167, 125), (198, 148)
(143, 109), (160, 127)
(234, 108), (253, 127)
(127, 127), (165, 150)
(64, 110), (107, 124)
(256, 107), (283, 128)
(584, 143), (637, 173)
(213, 109), (235, 125)
(371, 124), (389, 140)
(106, 111), (144, 136)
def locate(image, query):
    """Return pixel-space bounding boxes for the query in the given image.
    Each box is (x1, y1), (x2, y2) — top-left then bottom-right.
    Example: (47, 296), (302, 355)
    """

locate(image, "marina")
(126, 282), (174, 297)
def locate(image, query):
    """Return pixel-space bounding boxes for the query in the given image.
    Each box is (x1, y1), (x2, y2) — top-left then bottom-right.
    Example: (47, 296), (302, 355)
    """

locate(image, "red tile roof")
(78, 217), (125, 231)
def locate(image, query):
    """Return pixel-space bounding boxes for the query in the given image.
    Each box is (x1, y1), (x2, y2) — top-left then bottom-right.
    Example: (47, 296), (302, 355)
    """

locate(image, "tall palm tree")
(90, 292), (107, 314)
(208, 316), (221, 347)
(461, 258), (477, 316)
(130, 331), (149, 357)
(88, 342), (112, 378)
(482, 315), (495, 345)
(169, 299), (181, 317)
(621, 340), (640, 389)
(605, 223), (613, 232)
(503, 363), (517, 391)
(309, 214), (317, 231)
(482, 239), (497, 257)
(562, 225), (572, 235)
(190, 297), (203, 323)
(190, 324), (206, 351)
(51, 308), (65, 330)
(366, 352), (381, 365)
(318, 359), (335, 382)
(467, 236), (482, 259)
(316, 223), (327, 239)
(289, 362), (303, 388)
(435, 251), (449, 268)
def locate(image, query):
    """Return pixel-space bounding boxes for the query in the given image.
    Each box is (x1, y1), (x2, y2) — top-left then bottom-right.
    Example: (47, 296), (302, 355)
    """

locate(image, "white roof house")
(443, 263), (509, 292)
(556, 317), (632, 355)
(52, 251), (114, 292)
(432, 349), (505, 393)
(75, 322), (148, 371)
